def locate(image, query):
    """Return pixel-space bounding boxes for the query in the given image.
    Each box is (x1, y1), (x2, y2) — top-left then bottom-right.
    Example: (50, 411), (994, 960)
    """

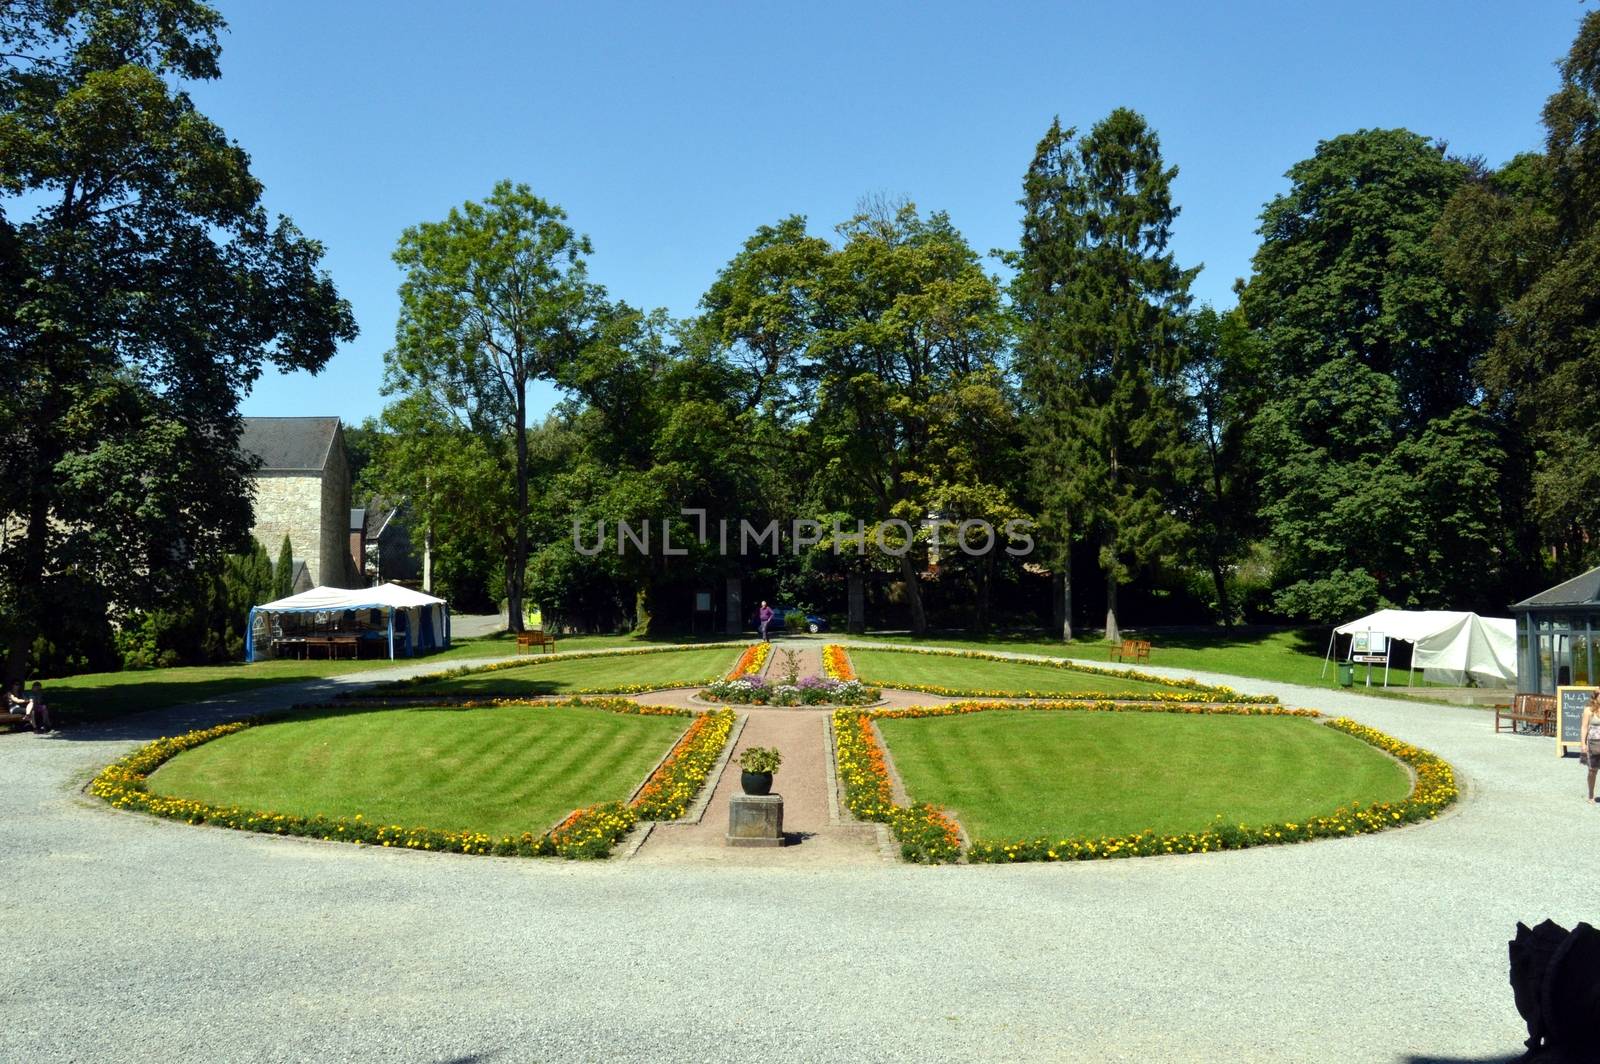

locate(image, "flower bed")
(631, 709), (736, 820)
(832, 709), (961, 863)
(834, 700), (1457, 865)
(726, 643), (772, 679)
(852, 645), (1277, 704)
(873, 700), (1320, 721)
(822, 644), (856, 681)
(90, 698), (733, 860)
(700, 675), (882, 707)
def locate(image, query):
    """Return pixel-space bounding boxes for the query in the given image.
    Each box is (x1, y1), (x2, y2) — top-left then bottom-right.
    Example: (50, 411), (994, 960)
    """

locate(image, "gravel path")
(2, 643), (1594, 1062)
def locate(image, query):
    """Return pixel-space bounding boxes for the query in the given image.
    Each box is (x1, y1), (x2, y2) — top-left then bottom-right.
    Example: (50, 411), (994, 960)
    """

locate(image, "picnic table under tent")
(1322, 609), (1517, 687)
(246, 583), (451, 663)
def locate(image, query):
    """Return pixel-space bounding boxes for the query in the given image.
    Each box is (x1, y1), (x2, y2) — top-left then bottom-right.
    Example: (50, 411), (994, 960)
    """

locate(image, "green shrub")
(739, 746), (782, 773)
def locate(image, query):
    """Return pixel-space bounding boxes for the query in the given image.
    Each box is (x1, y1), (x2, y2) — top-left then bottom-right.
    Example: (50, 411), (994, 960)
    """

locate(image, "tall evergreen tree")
(1008, 111), (1197, 642)
(273, 535), (295, 601)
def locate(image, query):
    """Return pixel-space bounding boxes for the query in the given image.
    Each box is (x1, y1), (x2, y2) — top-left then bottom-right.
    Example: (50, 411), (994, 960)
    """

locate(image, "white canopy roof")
(255, 582), (446, 612)
(1334, 609), (1516, 687)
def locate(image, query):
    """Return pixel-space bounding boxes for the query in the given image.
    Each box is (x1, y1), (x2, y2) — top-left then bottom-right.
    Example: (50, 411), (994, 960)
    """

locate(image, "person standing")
(1584, 693), (1600, 803)
(758, 601), (774, 643)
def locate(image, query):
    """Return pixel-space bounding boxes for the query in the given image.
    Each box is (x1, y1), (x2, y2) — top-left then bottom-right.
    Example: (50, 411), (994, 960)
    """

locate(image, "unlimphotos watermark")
(572, 510), (1035, 558)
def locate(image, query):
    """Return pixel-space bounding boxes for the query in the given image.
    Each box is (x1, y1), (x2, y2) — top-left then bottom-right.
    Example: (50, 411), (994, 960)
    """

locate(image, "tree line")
(369, 12), (1600, 639)
(3, 2), (1598, 679)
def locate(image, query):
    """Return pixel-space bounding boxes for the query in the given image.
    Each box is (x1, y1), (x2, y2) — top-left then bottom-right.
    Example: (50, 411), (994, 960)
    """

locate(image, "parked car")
(747, 606), (829, 634)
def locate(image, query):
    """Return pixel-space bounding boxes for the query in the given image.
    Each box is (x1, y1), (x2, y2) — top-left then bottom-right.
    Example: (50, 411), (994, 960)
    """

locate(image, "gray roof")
(1510, 565), (1600, 610)
(350, 508), (366, 532)
(363, 494), (403, 538)
(240, 417), (340, 472)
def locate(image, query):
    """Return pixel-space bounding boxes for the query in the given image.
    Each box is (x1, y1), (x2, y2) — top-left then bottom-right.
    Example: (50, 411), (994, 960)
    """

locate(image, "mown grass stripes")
(147, 703), (689, 838)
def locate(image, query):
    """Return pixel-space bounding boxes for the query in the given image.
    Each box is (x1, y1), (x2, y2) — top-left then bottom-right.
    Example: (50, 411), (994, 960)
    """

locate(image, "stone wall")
(251, 473), (328, 586)
(245, 423), (357, 590)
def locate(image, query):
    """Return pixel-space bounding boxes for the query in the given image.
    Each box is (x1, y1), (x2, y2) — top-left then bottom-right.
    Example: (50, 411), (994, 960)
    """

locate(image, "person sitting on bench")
(7, 680), (49, 732)
(25, 682), (51, 733)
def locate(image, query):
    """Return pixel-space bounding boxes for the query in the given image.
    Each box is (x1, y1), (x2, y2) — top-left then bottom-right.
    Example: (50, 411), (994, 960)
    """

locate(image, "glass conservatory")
(1511, 566), (1600, 693)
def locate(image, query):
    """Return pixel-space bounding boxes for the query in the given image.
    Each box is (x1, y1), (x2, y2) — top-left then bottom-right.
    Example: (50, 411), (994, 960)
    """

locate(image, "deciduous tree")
(0, 0), (355, 682)
(385, 182), (600, 631)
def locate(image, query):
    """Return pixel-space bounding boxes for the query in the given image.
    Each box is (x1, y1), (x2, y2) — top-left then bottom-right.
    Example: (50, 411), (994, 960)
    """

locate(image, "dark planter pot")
(741, 770), (774, 796)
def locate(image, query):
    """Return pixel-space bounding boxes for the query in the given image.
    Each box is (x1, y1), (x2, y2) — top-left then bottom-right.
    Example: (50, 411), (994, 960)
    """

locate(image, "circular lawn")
(875, 710), (1412, 842)
(147, 703), (689, 838)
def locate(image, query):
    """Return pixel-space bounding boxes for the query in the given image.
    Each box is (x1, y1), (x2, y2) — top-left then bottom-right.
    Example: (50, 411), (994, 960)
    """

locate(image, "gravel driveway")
(2, 649), (1593, 1063)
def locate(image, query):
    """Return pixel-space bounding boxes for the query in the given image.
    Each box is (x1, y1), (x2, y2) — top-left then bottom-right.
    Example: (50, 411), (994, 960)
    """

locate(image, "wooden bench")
(1, 711), (29, 732)
(516, 631), (557, 654)
(1109, 639), (1151, 664)
(1495, 693), (1556, 736)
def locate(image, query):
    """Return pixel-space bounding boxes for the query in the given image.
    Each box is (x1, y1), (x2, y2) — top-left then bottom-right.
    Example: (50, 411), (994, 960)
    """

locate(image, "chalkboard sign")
(1556, 686), (1598, 756)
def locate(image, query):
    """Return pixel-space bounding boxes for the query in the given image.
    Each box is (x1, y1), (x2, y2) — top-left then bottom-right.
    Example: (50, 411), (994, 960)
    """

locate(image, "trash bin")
(1337, 662), (1355, 688)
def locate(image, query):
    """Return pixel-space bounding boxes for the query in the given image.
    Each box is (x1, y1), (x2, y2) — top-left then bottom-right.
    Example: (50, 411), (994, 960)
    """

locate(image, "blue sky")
(211, 1), (1586, 425)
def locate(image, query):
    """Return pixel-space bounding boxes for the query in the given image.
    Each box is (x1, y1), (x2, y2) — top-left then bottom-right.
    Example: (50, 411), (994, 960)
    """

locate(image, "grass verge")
(375, 645), (743, 697)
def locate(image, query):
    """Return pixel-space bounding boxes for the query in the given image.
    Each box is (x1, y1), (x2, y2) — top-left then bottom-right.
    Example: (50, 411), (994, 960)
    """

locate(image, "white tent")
(246, 582), (450, 662)
(1323, 609), (1516, 687)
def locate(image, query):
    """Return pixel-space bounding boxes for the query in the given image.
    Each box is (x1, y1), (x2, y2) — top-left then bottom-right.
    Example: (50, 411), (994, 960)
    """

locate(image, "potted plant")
(739, 746), (782, 795)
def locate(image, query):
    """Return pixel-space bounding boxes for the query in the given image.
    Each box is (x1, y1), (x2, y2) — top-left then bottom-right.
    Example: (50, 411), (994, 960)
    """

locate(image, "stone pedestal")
(727, 793), (784, 847)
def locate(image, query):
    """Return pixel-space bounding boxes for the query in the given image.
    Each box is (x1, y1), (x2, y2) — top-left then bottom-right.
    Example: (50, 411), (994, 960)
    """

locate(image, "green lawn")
(149, 702), (688, 837)
(877, 710), (1410, 840)
(849, 649), (1179, 697)
(854, 628), (1440, 693)
(40, 632), (749, 725)
(396, 646), (743, 696)
(44, 634), (524, 724)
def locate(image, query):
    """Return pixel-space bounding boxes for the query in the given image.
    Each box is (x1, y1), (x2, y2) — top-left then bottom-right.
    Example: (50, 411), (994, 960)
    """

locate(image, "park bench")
(516, 631), (557, 655)
(1495, 693), (1556, 736)
(1109, 639), (1151, 664)
(1, 710), (28, 732)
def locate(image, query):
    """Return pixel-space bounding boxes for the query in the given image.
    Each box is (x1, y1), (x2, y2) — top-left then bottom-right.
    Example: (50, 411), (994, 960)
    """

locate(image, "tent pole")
(1322, 630), (1335, 678)
(387, 609), (395, 660)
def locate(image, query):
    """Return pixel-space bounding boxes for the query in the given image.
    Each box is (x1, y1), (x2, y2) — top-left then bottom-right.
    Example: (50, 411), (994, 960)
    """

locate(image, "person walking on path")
(758, 602), (774, 643)
(1583, 693), (1600, 803)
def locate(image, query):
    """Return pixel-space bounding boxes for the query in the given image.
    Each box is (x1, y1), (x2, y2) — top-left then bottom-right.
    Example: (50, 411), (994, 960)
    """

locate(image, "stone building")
(240, 417), (357, 590)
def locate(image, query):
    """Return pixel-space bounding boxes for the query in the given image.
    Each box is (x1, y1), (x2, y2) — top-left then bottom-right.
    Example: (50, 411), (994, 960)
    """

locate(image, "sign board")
(1351, 631), (1390, 667)
(1350, 630), (1388, 656)
(1556, 685), (1598, 757)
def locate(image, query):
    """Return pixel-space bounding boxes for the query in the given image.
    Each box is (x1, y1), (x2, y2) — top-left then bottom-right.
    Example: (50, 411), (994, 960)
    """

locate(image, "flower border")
(90, 698), (733, 860)
(834, 700), (1457, 865)
(822, 644), (856, 681)
(726, 643), (772, 680)
(848, 644), (1277, 704)
(631, 708), (736, 820)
